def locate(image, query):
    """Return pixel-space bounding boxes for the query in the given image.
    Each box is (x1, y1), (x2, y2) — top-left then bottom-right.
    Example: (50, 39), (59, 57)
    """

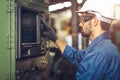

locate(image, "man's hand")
(41, 20), (67, 54)
(41, 21), (57, 42)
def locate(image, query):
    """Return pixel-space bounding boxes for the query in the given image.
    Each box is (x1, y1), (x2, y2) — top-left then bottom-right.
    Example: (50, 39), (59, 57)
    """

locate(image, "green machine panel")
(0, 0), (15, 80)
(0, 0), (49, 80)
(15, 0), (50, 80)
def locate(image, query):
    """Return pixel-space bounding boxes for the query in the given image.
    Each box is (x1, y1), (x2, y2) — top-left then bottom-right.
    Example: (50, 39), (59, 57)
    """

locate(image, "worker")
(42, 0), (120, 80)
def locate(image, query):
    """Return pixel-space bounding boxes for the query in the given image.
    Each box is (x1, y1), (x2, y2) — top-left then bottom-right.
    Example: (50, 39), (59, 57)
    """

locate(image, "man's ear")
(93, 16), (99, 26)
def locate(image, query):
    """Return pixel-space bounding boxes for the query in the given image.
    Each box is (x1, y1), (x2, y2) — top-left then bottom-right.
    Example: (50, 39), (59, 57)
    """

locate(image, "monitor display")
(16, 6), (46, 59)
(21, 8), (38, 43)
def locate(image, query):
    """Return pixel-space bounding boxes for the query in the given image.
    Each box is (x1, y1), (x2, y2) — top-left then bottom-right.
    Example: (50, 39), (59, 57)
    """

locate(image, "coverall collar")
(85, 32), (109, 53)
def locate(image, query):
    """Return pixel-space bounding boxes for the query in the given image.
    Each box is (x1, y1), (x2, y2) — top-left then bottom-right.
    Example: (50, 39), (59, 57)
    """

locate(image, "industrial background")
(0, 0), (120, 80)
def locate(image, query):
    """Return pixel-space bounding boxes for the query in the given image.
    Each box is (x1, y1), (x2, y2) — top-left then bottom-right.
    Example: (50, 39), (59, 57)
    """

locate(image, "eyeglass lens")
(80, 16), (94, 22)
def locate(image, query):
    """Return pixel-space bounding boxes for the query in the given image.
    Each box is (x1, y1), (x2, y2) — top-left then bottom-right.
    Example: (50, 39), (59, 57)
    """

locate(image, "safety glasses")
(79, 14), (95, 22)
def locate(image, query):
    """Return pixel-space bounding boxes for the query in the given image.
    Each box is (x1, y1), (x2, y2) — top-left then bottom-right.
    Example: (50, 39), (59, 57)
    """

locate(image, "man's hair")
(100, 21), (111, 31)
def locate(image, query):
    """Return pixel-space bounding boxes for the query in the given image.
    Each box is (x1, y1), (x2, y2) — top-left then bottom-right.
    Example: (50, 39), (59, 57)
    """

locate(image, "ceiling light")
(63, 1), (72, 7)
(77, 0), (83, 4)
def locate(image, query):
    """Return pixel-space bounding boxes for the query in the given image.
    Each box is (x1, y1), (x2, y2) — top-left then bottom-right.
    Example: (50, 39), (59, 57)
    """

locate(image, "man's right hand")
(41, 20), (67, 54)
(41, 20), (57, 42)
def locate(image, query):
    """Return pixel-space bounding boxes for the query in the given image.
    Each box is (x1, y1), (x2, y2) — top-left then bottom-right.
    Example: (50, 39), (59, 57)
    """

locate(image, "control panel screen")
(16, 6), (47, 59)
(21, 8), (38, 43)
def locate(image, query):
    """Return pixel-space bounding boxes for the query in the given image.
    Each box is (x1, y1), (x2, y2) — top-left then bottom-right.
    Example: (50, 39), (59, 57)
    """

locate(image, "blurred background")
(46, 0), (120, 80)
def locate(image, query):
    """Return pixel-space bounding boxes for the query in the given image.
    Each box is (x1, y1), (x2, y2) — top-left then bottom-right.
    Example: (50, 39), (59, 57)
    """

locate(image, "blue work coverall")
(62, 32), (120, 80)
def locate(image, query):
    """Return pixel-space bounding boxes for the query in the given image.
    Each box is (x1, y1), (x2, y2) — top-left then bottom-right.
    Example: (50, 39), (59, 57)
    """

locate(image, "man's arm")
(41, 21), (85, 66)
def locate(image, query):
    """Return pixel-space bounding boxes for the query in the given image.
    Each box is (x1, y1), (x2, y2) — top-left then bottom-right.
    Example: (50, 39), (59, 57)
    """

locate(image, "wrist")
(55, 39), (67, 54)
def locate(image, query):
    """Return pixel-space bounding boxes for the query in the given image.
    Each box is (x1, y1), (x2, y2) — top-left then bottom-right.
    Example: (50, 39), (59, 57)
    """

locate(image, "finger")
(41, 21), (51, 31)
(42, 32), (49, 36)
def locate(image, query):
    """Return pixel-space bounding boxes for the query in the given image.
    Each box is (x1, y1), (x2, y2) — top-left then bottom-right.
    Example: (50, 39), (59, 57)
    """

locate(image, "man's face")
(79, 13), (95, 37)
